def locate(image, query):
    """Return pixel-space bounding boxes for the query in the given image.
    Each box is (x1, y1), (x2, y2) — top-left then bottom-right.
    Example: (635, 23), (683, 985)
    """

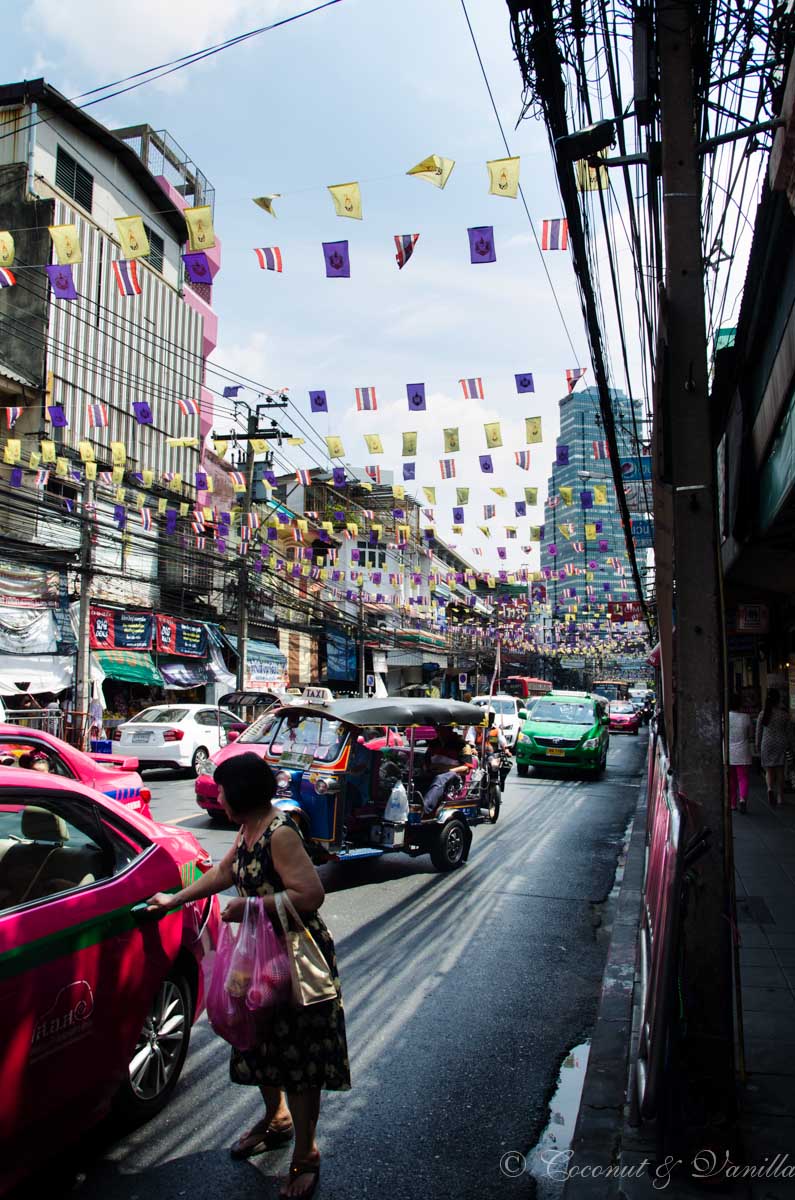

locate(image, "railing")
(2, 709), (93, 749)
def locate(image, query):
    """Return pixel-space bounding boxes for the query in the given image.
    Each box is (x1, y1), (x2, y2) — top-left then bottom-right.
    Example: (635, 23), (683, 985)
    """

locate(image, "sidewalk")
(562, 768), (795, 1198)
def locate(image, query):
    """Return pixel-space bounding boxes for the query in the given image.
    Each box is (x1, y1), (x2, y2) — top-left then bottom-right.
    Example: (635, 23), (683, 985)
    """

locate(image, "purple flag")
(515, 501), (526, 516)
(267, 527), (277, 541)
(216, 538), (227, 554)
(497, 546), (507, 559)
(132, 400), (153, 425)
(580, 490), (593, 509)
(407, 383), (426, 411)
(165, 509), (178, 534)
(452, 506), (465, 523)
(468, 226), (496, 264)
(479, 454), (494, 473)
(599, 539), (609, 552)
(195, 471), (207, 490)
(47, 405), (68, 428)
(182, 252), (212, 284)
(309, 390), (328, 413)
(515, 373), (535, 393)
(547, 544), (558, 557)
(114, 504), (126, 529)
(332, 467), (347, 487)
(223, 385), (242, 398)
(46, 264), (78, 299)
(403, 462), (416, 481)
(9, 467), (22, 488)
(323, 241), (350, 278)
(556, 445), (570, 466)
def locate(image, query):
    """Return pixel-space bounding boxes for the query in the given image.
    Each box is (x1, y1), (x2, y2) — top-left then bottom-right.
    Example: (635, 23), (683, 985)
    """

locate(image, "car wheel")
(517, 762), (529, 778)
(487, 784), (501, 824)
(430, 819), (468, 871)
(191, 746), (210, 776)
(115, 970), (192, 1122)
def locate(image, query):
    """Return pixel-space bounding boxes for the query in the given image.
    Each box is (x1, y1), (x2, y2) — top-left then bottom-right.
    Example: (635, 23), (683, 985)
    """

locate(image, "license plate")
(545, 747), (566, 758)
(132, 732), (151, 744)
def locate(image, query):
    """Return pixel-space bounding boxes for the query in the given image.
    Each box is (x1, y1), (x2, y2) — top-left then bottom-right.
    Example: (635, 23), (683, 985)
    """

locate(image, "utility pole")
(657, 0), (734, 1147)
(357, 580), (366, 698)
(74, 479), (94, 747)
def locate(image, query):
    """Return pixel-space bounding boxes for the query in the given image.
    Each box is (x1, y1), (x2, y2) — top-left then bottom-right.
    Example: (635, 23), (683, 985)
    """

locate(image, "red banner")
(609, 601), (644, 623)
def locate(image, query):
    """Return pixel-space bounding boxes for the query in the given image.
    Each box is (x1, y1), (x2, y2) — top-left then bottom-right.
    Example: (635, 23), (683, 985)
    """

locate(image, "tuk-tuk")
(250, 691), (499, 872)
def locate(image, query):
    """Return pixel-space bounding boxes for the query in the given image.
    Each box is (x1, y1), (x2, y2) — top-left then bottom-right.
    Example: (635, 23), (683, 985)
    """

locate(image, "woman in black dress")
(148, 752), (350, 1199)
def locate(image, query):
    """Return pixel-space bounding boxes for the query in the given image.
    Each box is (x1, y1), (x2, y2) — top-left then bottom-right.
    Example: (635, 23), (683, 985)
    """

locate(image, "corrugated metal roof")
(0, 361), (38, 389)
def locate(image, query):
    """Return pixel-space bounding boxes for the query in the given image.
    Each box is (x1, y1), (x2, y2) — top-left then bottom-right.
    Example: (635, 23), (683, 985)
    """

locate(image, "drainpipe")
(26, 101), (37, 196)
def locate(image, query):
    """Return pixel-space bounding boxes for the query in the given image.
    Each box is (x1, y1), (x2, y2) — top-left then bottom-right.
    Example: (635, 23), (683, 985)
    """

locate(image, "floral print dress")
(229, 812), (351, 1093)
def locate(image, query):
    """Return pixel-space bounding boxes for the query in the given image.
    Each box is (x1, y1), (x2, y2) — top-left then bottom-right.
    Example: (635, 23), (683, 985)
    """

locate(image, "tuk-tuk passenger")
(420, 725), (473, 818)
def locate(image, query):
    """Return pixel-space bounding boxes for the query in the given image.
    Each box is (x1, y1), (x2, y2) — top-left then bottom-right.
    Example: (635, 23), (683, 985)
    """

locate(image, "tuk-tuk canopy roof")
(308, 697), (487, 728)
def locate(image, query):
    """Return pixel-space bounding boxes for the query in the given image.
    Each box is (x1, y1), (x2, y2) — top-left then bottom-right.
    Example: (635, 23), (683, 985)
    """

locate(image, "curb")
(560, 764), (649, 1198)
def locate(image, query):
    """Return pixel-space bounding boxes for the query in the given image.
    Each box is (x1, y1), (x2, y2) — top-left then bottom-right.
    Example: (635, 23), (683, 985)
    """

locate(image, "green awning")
(95, 650), (164, 685)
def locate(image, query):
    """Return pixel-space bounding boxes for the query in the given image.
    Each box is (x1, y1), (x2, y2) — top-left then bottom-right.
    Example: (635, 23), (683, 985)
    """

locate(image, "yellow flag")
(364, 434), (383, 454)
(134, 491), (145, 508)
(287, 438), (305, 446)
(402, 432), (417, 456)
(168, 473), (182, 491)
(110, 442), (126, 466)
(179, 502), (189, 517)
(85, 461), (97, 481)
(3, 439), (21, 464)
(407, 154), (455, 189)
(328, 182), (362, 220)
(487, 156), (520, 198)
(231, 475), (246, 493)
(55, 456), (68, 477)
(322, 521), (334, 533)
(423, 487), (436, 504)
(78, 441), (95, 462)
(184, 205), (215, 251)
(158, 498), (168, 514)
(359, 480), (373, 492)
(203, 506), (213, 521)
(491, 487), (507, 497)
(525, 416), (543, 444)
(594, 484), (608, 506)
(28, 451), (40, 470)
(576, 154), (608, 192)
(456, 488), (469, 505)
(204, 475), (214, 493)
(250, 438), (268, 453)
(112, 466), (124, 484)
(49, 224), (82, 264)
(397, 524), (410, 542)
(253, 195), (280, 217)
(297, 518), (309, 533)
(167, 437), (200, 448)
(452, 525), (463, 535)
(213, 439), (229, 458)
(346, 522), (359, 536)
(560, 486), (573, 505)
(115, 488), (126, 503)
(114, 216), (150, 259)
(393, 485), (406, 500)
(0, 231), (14, 267)
(484, 421), (502, 448)
(525, 487), (538, 505)
(371, 524), (383, 537)
(585, 522), (597, 540)
(325, 435), (345, 458)
(142, 469), (154, 488)
(443, 427), (460, 453)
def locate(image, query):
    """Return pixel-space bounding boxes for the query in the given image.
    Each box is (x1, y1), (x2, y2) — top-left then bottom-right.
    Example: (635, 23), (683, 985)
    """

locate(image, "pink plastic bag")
(246, 898), (293, 1012)
(205, 918), (257, 1050)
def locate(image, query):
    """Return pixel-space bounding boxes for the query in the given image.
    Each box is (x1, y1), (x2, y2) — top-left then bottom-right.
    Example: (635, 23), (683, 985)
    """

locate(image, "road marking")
(158, 812), (207, 825)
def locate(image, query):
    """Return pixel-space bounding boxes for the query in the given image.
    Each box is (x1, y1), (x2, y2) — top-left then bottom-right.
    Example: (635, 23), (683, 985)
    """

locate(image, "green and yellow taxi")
(515, 691), (609, 776)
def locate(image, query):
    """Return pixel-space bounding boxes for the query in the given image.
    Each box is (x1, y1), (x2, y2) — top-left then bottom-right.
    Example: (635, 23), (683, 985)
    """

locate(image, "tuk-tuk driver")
(421, 725), (472, 818)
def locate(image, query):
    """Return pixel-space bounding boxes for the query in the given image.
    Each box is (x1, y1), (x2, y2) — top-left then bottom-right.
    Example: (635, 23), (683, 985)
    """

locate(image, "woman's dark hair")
(214, 752), (276, 813)
(762, 688), (781, 727)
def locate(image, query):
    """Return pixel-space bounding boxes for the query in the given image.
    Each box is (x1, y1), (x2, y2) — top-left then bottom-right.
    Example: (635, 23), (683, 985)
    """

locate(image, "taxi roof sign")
(300, 686), (335, 706)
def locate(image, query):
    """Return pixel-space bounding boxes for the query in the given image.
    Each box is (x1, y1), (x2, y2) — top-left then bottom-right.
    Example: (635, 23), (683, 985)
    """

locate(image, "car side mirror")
(518, 710), (527, 720)
(226, 729), (240, 742)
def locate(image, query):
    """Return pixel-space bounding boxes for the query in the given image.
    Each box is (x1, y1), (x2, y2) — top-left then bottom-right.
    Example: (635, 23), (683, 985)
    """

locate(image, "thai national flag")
(229, 470), (246, 490)
(394, 233), (420, 269)
(35, 469), (50, 488)
(140, 508), (152, 531)
(592, 439), (609, 460)
(87, 403), (108, 428)
(5, 406), (22, 428)
(483, 504), (496, 519)
(459, 377), (484, 399)
(515, 451), (531, 469)
(365, 465), (381, 483)
(439, 458), (456, 479)
(295, 469), (313, 486)
(355, 387), (377, 411)
(178, 396), (200, 417)
(565, 367), (587, 392)
(112, 260), (142, 296)
(195, 536), (207, 549)
(0, 268), (16, 288)
(541, 218), (569, 250)
(255, 247), (283, 272)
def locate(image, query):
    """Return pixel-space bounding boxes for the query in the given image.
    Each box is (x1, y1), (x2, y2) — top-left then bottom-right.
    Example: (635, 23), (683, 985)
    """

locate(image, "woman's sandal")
(279, 1155), (321, 1199)
(229, 1119), (294, 1160)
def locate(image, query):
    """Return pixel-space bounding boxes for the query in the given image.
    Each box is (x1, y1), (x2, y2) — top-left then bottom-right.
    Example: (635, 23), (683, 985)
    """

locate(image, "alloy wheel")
(128, 978), (189, 1101)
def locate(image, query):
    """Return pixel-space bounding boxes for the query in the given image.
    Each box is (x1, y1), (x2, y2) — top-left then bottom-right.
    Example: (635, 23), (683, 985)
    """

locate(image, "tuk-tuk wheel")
(430, 819), (468, 872)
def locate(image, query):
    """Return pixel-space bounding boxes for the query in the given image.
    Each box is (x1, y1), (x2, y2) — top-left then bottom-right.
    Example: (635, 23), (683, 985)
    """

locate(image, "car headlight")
(583, 737), (600, 750)
(517, 732), (531, 744)
(196, 758), (215, 777)
(276, 770), (291, 789)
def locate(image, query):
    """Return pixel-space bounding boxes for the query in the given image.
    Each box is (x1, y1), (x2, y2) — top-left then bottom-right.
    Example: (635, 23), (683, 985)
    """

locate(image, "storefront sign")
(736, 604), (769, 634)
(620, 456), (652, 482)
(0, 609), (58, 654)
(90, 608), (154, 651)
(609, 601), (645, 623)
(0, 563), (60, 608)
(156, 615), (208, 658)
(631, 518), (654, 548)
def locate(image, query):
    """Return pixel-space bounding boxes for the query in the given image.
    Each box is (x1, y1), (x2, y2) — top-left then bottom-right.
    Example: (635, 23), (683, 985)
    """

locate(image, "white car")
(112, 704), (243, 774)
(471, 694), (524, 747)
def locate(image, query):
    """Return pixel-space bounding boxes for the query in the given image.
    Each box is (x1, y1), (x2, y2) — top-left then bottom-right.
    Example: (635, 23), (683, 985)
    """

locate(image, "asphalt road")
(55, 733), (646, 1200)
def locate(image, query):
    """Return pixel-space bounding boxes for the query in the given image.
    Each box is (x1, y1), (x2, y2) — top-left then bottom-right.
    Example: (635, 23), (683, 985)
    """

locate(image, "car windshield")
(129, 707), (189, 723)
(269, 714), (348, 762)
(238, 712), (279, 744)
(611, 702), (635, 714)
(475, 698), (515, 715)
(531, 701), (594, 724)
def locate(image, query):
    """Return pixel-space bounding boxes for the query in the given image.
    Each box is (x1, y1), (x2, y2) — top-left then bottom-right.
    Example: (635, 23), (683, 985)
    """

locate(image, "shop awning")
(94, 650), (164, 686)
(227, 636), (288, 690)
(159, 658), (209, 689)
(0, 654), (75, 694)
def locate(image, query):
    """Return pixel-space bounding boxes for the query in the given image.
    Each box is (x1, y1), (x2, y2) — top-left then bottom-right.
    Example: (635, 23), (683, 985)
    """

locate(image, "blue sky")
(11, 0), (596, 570)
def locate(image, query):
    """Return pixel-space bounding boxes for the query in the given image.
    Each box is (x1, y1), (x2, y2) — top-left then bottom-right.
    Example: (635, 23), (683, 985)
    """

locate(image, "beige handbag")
(273, 892), (338, 1006)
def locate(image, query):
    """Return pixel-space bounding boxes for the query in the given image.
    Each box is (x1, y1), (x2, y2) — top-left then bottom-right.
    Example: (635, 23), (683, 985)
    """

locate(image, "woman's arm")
(267, 825), (325, 914)
(148, 840), (237, 913)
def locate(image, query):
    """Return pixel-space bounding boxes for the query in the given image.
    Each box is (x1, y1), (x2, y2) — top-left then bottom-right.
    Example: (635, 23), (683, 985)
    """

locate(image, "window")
(0, 740), (74, 778)
(142, 223), (165, 273)
(0, 797), (112, 909)
(130, 707), (188, 723)
(356, 540), (386, 569)
(55, 146), (94, 213)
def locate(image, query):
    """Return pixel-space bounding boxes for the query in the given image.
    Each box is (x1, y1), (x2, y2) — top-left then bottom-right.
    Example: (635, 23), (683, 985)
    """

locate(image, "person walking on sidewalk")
(728, 694), (753, 813)
(755, 688), (792, 808)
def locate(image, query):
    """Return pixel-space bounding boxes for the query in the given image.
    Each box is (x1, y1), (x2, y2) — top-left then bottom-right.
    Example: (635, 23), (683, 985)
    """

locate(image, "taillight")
(163, 729), (184, 742)
(112, 729), (122, 741)
(139, 788), (151, 804)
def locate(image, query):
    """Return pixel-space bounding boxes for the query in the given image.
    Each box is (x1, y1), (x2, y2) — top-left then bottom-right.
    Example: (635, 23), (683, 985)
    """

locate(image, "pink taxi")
(0, 769), (220, 1194)
(0, 723), (152, 818)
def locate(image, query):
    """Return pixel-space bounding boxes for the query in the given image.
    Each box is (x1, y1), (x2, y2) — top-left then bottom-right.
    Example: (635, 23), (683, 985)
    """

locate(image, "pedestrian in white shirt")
(727, 694), (752, 814)
(756, 688), (792, 808)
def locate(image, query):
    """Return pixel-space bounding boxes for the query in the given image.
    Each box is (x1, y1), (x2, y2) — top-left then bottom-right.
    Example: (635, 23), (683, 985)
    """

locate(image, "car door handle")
(131, 901), (167, 922)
